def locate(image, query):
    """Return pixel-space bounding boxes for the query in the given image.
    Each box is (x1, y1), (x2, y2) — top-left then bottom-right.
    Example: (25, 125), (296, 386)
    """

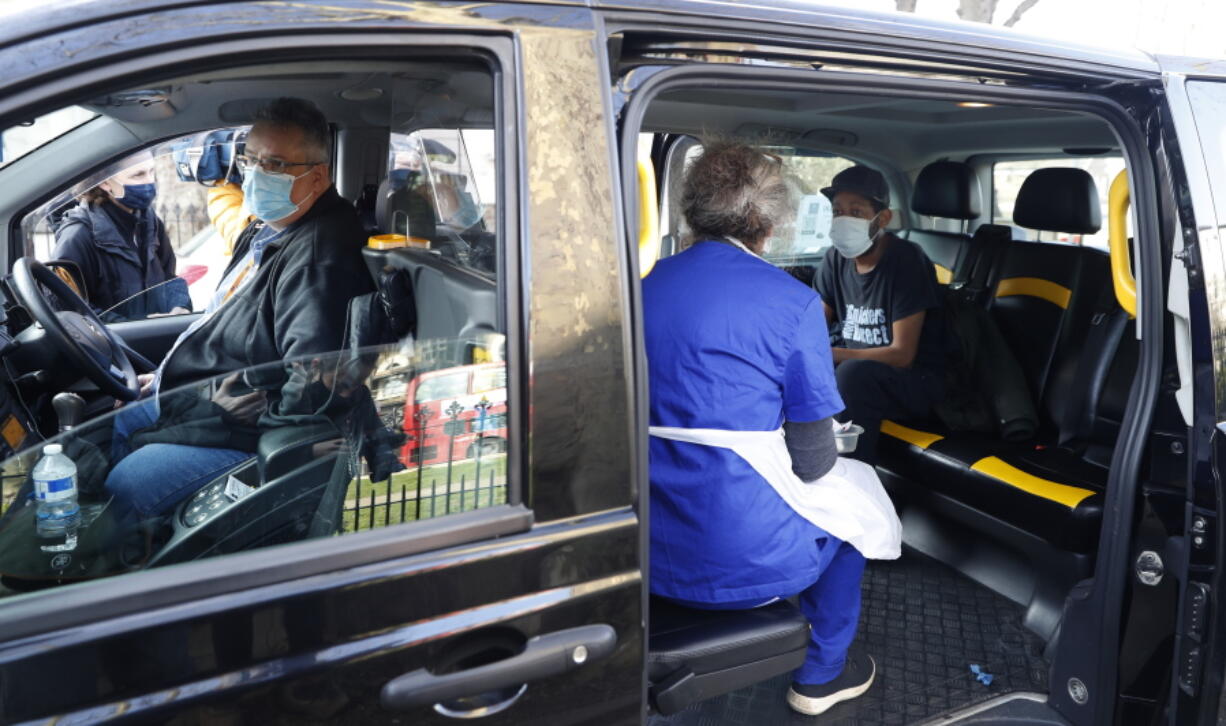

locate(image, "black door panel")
(0, 509), (642, 725)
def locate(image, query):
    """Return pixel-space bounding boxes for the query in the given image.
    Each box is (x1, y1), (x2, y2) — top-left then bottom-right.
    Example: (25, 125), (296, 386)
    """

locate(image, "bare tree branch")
(1002, 0), (1041, 27)
(895, 0), (918, 11)
(957, 0), (998, 23)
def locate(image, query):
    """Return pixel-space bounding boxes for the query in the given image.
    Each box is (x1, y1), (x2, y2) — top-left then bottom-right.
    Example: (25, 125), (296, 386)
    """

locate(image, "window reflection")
(0, 338), (508, 598)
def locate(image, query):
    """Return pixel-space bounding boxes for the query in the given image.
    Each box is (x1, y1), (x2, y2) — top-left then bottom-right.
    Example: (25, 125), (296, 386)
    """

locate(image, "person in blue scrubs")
(644, 140), (876, 715)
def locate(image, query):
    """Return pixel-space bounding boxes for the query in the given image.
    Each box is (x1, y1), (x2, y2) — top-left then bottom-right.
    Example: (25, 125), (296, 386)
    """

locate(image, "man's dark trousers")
(835, 359), (943, 464)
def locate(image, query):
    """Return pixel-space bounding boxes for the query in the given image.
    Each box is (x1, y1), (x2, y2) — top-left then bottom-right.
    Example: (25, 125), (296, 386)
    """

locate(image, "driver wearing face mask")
(104, 97), (375, 526)
(813, 165), (946, 465)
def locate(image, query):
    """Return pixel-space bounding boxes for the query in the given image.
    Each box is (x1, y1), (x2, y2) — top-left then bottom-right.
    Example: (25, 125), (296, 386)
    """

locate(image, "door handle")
(380, 624), (617, 712)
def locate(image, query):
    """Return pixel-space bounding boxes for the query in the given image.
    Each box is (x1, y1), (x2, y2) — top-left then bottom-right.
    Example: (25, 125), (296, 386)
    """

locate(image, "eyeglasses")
(235, 154), (323, 175)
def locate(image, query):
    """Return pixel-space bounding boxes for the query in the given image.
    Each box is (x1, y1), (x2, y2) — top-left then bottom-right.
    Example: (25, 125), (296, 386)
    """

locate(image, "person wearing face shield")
(103, 97), (375, 527)
(643, 141), (901, 716)
(814, 165), (946, 465)
(52, 155), (192, 321)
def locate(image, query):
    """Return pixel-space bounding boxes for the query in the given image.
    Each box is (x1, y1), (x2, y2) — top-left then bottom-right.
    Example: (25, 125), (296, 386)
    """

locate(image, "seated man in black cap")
(813, 165), (945, 464)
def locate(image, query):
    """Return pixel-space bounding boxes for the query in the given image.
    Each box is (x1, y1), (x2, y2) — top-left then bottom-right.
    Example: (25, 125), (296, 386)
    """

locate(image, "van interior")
(638, 87), (1186, 724)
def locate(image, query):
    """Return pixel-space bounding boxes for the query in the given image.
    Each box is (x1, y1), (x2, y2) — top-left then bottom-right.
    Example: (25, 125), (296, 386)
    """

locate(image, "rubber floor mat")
(649, 550), (1049, 725)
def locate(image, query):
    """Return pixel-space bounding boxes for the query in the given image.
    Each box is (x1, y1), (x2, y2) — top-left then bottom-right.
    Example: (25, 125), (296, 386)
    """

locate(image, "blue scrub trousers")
(105, 398), (252, 522)
(665, 537), (867, 685)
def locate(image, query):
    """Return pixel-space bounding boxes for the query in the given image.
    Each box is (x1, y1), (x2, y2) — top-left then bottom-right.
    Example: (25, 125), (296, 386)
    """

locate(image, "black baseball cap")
(820, 166), (890, 209)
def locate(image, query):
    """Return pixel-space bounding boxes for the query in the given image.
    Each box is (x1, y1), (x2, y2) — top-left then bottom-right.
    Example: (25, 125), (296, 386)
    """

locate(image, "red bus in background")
(400, 362), (508, 468)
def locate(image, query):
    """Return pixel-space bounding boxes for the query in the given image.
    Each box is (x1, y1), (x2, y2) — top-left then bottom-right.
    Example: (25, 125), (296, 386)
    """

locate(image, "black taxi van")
(0, 1), (1221, 724)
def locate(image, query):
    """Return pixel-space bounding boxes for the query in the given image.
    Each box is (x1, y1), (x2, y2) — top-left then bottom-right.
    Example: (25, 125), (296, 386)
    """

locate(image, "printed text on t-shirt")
(842, 303), (891, 346)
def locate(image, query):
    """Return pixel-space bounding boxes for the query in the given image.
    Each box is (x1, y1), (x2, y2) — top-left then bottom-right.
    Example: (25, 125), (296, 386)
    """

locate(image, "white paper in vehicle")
(223, 475), (255, 501)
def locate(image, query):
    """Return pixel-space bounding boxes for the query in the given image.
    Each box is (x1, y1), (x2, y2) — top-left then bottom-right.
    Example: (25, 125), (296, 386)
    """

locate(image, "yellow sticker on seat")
(970, 456), (1096, 509)
(1, 415), (26, 451)
(994, 277), (1071, 309)
(881, 420), (944, 449)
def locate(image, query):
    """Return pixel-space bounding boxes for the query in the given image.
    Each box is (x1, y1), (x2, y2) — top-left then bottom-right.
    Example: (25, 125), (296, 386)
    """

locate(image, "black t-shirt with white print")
(814, 234), (945, 375)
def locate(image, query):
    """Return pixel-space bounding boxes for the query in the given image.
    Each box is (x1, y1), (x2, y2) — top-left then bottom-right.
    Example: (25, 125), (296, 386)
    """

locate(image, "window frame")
(618, 61), (1165, 724)
(0, 31), (528, 641)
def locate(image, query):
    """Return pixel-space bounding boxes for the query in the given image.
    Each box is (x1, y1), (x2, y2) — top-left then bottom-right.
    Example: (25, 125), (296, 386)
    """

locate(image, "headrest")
(1013, 168), (1101, 234)
(375, 177), (438, 238)
(911, 161), (980, 220)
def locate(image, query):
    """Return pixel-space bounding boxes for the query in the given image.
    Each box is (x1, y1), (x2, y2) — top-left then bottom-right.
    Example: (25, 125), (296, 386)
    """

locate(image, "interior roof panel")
(78, 61), (496, 141)
(641, 90), (1119, 169)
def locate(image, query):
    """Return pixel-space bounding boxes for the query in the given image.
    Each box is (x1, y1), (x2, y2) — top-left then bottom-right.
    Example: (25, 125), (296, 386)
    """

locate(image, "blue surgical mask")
(117, 183), (157, 211)
(242, 166), (314, 223)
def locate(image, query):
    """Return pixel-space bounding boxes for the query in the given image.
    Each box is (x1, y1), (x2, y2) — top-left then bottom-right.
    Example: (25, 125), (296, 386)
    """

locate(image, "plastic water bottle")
(32, 444), (80, 550)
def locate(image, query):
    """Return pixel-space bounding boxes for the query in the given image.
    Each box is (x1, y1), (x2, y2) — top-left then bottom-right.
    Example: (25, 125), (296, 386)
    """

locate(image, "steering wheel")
(10, 257), (146, 401)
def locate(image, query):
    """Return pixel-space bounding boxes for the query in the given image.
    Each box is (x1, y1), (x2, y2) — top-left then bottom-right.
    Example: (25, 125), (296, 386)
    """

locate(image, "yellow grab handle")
(637, 158), (661, 278)
(1108, 169), (1137, 318)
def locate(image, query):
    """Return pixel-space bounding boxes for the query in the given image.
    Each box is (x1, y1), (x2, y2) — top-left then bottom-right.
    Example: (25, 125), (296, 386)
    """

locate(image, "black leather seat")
(880, 167), (1136, 554)
(903, 160), (981, 285)
(375, 177), (438, 239)
(647, 596), (810, 715)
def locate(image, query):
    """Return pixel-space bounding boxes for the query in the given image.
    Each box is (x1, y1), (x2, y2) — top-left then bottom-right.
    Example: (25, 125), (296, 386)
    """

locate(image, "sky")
(824, 0), (1226, 59)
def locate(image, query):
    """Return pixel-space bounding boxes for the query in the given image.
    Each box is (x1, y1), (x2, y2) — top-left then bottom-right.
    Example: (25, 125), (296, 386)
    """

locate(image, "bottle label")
(35, 476), (75, 502)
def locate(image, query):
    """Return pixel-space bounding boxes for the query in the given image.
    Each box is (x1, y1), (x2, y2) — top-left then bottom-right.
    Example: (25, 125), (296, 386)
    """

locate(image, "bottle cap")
(43, 444), (62, 456)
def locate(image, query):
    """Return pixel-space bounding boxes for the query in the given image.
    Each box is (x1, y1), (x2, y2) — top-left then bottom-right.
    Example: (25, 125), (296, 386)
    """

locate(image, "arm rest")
(258, 422), (341, 481)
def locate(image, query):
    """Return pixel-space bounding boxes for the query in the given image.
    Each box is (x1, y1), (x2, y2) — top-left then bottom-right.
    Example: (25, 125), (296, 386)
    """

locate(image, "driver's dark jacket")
(53, 201), (191, 321)
(131, 187), (375, 453)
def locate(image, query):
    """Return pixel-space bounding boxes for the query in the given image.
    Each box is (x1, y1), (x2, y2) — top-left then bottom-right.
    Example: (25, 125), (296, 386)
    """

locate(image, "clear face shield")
(399, 129), (480, 233)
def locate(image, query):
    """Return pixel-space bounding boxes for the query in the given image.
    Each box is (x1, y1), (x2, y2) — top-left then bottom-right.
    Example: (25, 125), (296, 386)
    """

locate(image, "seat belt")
(952, 224), (1011, 304)
(1057, 288), (1129, 449)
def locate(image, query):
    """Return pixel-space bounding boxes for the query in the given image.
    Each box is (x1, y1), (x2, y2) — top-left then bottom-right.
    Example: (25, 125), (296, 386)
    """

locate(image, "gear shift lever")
(52, 392), (85, 433)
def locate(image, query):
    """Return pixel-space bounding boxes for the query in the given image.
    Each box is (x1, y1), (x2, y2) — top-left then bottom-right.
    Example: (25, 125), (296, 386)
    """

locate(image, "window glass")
(414, 370), (470, 402)
(1186, 81), (1226, 228)
(661, 138), (854, 267)
(0, 107), (98, 169)
(0, 59), (506, 600)
(765, 154), (856, 264)
(22, 128), (249, 320)
(385, 128), (497, 276)
(0, 339), (511, 586)
(472, 365), (506, 393)
(992, 157), (1126, 250)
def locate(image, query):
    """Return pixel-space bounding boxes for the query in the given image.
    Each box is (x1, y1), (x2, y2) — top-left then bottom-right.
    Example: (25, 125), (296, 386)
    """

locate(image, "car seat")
(647, 597), (811, 714)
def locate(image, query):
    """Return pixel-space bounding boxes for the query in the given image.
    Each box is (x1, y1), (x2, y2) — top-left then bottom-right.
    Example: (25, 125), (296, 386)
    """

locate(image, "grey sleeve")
(784, 417), (838, 482)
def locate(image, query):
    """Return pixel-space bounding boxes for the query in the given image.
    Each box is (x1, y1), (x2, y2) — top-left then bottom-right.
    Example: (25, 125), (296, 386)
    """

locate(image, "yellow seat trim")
(1107, 170), (1137, 318)
(933, 263), (953, 285)
(970, 456), (1096, 509)
(994, 276), (1071, 309)
(881, 420), (944, 449)
(637, 158), (661, 278)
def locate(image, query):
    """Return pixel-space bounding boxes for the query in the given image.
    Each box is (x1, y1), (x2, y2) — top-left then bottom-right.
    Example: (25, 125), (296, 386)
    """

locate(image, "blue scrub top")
(644, 240), (844, 603)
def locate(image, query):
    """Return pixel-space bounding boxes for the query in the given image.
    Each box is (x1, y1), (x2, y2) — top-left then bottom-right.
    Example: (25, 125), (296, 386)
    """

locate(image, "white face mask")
(829, 214), (881, 259)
